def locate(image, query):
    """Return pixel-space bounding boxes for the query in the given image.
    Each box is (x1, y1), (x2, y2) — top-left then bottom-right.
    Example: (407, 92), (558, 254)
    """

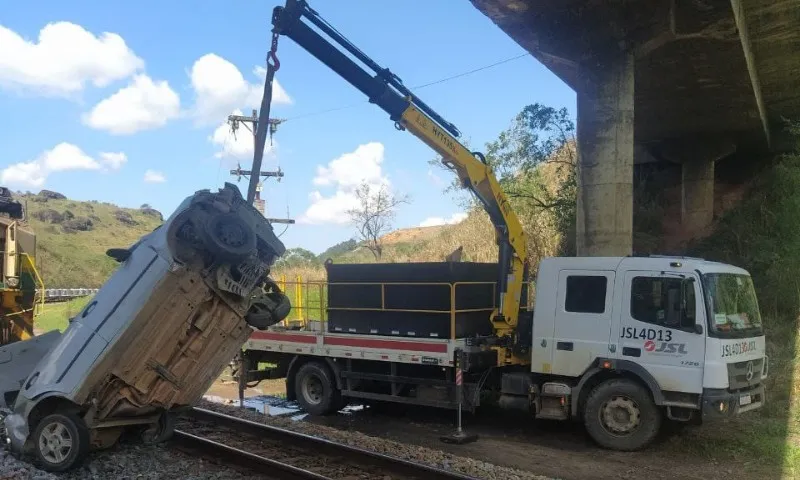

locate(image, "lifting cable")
(247, 31), (282, 204)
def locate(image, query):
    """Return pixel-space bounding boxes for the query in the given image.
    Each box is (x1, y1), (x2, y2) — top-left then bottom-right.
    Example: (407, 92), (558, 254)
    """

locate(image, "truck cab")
(517, 256), (766, 450)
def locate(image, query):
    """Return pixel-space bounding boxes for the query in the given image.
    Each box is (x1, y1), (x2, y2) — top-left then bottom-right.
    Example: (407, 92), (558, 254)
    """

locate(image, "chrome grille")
(727, 358), (764, 390)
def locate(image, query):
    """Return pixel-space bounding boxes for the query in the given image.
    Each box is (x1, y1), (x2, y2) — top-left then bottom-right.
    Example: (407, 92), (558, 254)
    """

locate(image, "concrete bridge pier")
(576, 52), (634, 256)
(681, 160), (715, 234)
(665, 139), (737, 234)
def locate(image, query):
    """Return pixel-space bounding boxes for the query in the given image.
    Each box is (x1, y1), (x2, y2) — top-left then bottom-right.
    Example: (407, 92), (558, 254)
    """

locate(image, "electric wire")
(282, 52), (531, 123)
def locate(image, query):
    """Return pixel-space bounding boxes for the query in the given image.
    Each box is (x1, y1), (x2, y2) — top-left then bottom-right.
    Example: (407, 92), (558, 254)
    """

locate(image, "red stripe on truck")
(323, 336), (448, 353)
(249, 331), (317, 344)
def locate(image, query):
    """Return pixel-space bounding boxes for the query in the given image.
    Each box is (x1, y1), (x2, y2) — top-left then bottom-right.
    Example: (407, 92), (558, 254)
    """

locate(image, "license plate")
(740, 394), (752, 406)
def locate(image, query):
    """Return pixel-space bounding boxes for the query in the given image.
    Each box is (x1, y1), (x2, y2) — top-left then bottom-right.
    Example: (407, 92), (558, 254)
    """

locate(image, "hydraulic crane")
(266, 0), (529, 360)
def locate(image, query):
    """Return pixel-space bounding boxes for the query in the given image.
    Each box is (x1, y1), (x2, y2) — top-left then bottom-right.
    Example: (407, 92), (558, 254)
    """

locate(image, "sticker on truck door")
(643, 340), (688, 356)
(620, 327), (672, 342)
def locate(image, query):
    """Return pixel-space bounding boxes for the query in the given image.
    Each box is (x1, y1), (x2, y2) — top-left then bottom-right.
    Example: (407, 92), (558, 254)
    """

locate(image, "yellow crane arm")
(270, 0), (529, 340)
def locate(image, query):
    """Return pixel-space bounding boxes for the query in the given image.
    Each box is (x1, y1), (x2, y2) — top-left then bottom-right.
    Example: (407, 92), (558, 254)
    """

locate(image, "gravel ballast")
(0, 447), (57, 480)
(197, 399), (552, 480)
(1, 431), (257, 480)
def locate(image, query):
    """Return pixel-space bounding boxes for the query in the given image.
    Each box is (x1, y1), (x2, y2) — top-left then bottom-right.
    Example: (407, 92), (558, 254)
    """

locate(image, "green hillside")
(13, 191), (164, 288)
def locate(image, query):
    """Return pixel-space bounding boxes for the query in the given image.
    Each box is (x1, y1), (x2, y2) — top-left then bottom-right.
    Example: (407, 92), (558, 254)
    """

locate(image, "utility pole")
(228, 109), (295, 225)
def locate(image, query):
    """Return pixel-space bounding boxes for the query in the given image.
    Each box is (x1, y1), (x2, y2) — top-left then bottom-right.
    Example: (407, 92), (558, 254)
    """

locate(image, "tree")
(346, 182), (409, 261)
(429, 103), (577, 257)
(274, 247), (318, 269)
(317, 238), (359, 261)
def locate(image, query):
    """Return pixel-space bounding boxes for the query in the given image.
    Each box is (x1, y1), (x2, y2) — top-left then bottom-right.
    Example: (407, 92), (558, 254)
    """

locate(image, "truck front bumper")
(701, 384), (765, 419)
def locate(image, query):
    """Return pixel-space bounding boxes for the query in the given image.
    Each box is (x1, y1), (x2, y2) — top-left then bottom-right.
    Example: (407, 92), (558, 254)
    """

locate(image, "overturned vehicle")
(0, 183), (290, 471)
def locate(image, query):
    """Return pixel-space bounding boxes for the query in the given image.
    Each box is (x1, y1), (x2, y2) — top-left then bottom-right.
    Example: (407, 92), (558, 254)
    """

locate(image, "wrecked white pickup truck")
(0, 183), (289, 472)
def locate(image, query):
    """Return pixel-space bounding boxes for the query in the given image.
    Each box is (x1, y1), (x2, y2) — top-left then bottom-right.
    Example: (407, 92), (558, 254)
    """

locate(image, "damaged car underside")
(0, 183), (290, 472)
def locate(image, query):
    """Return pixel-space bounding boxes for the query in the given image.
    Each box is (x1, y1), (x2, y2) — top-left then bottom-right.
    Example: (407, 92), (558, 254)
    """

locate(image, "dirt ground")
(203, 376), (765, 480)
(204, 376), (286, 400)
(304, 405), (762, 480)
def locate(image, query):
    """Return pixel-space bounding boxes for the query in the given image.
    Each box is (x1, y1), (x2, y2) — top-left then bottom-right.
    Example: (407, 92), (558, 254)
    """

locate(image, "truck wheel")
(201, 212), (256, 261)
(583, 378), (661, 451)
(294, 362), (341, 416)
(32, 413), (90, 472)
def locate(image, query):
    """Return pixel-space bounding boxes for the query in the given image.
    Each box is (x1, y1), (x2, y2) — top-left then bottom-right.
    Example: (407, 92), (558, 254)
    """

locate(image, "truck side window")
(631, 276), (696, 328)
(565, 275), (607, 314)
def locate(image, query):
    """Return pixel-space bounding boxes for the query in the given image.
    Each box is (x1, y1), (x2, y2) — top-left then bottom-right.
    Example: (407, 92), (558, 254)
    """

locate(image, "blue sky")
(0, 0), (575, 254)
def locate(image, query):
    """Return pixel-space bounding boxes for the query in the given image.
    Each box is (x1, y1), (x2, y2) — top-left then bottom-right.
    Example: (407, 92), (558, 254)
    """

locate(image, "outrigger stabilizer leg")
(440, 349), (478, 444)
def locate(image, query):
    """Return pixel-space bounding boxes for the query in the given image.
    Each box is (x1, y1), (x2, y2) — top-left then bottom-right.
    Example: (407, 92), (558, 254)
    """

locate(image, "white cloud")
(302, 190), (361, 226)
(99, 152), (127, 170)
(1, 143), (103, 188)
(313, 142), (386, 189)
(83, 74), (180, 134)
(143, 169), (166, 183)
(189, 53), (291, 124)
(418, 212), (467, 228)
(299, 142), (388, 225)
(0, 22), (143, 95)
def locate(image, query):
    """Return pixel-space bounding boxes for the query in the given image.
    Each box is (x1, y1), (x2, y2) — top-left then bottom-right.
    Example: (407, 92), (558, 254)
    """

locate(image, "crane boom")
(271, 0), (528, 347)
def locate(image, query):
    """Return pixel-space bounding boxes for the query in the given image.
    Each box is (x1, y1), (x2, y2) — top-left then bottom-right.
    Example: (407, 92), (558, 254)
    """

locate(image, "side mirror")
(694, 324), (704, 335)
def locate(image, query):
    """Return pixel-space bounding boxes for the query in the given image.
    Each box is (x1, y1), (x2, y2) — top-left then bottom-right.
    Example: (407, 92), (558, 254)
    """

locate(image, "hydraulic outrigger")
(263, 0), (530, 362)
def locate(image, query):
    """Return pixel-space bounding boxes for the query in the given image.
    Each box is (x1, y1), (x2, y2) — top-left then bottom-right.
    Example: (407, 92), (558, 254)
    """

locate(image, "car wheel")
(166, 209), (207, 265)
(245, 293), (291, 330)
(201, 212), (256, 261)
(584, 378), (661, 451)
(294, 362), (341, 416)
(140, 412), (176, 445)
(33, 413), (90, 472)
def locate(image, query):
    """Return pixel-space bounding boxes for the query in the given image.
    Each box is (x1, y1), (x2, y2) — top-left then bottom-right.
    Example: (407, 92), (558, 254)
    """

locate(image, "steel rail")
(180, 406), (478, 480)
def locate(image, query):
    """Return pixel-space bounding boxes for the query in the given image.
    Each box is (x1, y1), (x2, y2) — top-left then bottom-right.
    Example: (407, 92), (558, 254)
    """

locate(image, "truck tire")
(294, 362), (341, 416)
(32, 413), (90, 472)
(583, 378), (661, 451)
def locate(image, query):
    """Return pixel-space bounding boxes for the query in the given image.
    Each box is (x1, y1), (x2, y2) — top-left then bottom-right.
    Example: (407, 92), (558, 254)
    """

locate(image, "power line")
(283, 51), (531, 123)
(410, 52), (530, 90)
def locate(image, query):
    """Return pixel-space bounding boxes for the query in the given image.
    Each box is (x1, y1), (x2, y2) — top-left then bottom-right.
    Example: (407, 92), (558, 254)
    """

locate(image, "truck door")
(551, 270), (616, 377)
(619, 271), (705, 393)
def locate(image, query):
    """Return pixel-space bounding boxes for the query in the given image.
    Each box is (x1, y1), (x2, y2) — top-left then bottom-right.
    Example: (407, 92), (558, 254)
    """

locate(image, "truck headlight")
(718, 400), (728, 413)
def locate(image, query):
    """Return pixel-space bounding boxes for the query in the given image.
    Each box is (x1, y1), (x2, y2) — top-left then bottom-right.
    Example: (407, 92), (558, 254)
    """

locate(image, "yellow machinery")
(0, 208), (44, 346)
(266, 0), (530, 363)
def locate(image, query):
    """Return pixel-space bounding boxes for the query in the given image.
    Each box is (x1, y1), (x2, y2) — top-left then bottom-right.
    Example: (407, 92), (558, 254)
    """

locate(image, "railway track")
(172, 407), (479, 480)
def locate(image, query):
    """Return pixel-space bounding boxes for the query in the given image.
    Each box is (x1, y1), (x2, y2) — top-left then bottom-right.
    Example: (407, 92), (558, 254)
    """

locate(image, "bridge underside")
(472, 0), (800, 255)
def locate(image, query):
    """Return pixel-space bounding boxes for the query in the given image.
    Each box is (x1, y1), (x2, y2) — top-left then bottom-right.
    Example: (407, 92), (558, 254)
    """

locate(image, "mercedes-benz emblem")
(745, 361), (754, 382)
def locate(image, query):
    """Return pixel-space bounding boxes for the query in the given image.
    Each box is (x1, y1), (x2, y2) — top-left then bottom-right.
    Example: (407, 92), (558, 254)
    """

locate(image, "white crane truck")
(235, 0), (768, 452)
(240, 256), (767, 451)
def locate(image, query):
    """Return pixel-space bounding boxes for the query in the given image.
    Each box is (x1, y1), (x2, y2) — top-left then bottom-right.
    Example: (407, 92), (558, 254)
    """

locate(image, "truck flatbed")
(247, 323), (462, 367)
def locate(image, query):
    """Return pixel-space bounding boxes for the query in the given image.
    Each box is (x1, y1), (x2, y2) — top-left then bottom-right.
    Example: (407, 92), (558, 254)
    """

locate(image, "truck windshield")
(702, 273), (763, 338)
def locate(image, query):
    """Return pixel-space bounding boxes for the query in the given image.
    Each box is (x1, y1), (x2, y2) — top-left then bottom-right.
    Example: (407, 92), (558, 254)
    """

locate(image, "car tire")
(245, 293), (291, 330)
(294, 362), (341, 416)
(166, 209), (207, 265)
(32, 413), (90, 472)
(201, 212), (256, 261)
(140, 411), (176, 445)
(583, 378), (661, 451)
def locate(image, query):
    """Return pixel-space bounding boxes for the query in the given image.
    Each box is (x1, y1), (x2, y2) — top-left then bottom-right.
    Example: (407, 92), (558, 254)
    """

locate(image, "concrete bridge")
(472, 0), (800, 255)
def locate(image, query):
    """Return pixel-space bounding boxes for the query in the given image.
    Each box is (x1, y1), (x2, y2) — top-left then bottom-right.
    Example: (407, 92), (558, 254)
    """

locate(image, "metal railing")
(35, 288), (99, 303)
(272, 275), (537, 340)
